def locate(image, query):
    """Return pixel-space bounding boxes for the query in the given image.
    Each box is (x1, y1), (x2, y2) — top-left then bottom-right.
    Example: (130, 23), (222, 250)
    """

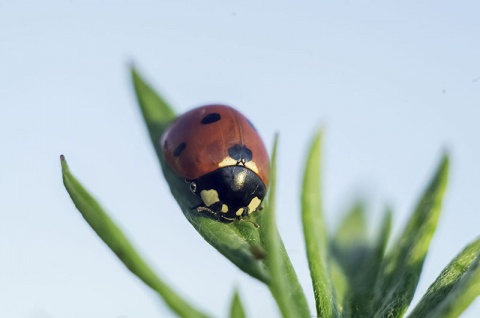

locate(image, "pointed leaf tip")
(130, 67), (176, 140)
(60, 155), (69, 172)
(301, 129), (337, 317)
(128, 60), (136, 70)
(259, 135), (310, 317)
(372, 153), (450, 317)
(133, 75), (272, 283)
(439, 152), (449, 170)
(61, 160), (210, 318)
(229, 289), (246, 318)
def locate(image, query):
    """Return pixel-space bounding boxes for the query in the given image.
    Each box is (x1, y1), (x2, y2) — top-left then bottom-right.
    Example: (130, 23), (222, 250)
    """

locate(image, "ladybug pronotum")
(161, 104), (269, 222)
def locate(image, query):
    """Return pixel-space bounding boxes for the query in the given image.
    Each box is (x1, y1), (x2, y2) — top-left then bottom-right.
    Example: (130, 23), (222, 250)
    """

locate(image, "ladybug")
(161, 104), (269, 222)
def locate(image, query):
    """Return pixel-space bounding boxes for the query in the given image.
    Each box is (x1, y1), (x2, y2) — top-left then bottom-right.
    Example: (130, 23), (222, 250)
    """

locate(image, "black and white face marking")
(189, 166), (266, 222)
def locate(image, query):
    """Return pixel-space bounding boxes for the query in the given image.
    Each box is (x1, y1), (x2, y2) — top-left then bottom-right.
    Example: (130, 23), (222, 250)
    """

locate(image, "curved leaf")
(301, 130), (338, 317)
(131, 67), (270, 283)
(408, 237), (480, 318)
(131, 66), (176, 140)
(260, 135), (310, 318)
(372, 154), (449, 318)
(61, 155), (210, 318)
(331, 204), (392, 316)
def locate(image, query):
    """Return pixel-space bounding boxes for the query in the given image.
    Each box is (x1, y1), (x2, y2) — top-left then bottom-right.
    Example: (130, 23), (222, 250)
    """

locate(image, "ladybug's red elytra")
(161, 104), (269, 222)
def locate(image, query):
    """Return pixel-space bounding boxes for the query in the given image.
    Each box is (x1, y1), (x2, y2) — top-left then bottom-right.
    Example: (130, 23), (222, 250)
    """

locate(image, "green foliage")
(301, 131), (338, 317)
(229, 290), (246, 318)
(131, 68), (270, 283)
(260, 135), (311, 317)
(408, 238), (480, 318)
(331, 205), (392, 317)
(61, 155), (210, 318)
(60, 67), (480, 317)
(372, 155), (449, 318)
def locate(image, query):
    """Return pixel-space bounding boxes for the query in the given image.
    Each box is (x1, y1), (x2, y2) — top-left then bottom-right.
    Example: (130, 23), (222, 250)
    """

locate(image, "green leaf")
(372, 154), (450, 318)
(260, 135), (310, 318)
(131, 67), (270, 283)
(328, 257), (348, 314)
(131, 66), (176, 141)
(229, 289), (246, 318)
(333, 203), (368, 248)
(408, 237), (480, 318)
(301, 130), (338, 317)
(376, 208), (393, 268)
(331, 204), (392, 317)
(60, 155), (210, 318)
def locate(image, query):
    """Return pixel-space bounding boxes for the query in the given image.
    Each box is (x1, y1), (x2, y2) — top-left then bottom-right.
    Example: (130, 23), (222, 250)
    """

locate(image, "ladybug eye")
(201, 113), (221, 124)
(189, 182), (197, 193)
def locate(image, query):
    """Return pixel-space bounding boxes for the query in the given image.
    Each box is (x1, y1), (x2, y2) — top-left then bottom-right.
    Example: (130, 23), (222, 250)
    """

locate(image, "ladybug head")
(188, 166), (266, 221)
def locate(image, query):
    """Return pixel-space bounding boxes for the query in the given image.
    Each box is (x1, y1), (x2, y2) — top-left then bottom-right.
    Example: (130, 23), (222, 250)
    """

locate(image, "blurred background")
(1, 1), (479, 317)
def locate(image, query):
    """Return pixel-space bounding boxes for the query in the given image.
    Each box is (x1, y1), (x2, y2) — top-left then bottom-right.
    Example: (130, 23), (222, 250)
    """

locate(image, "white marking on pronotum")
(218, 157), (259, 174)
(200, 189), (220, 207)
(236, 208), (244, 216)
(221, 204), (229, 213)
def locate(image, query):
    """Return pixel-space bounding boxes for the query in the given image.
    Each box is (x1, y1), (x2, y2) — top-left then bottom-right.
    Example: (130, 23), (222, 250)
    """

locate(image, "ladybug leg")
(237, 207), (260, 228)
(239, 217), (259, 228)
(193, 205), (218, 219)
(193, 204), (235, 223)
(220, 215), (237, 223)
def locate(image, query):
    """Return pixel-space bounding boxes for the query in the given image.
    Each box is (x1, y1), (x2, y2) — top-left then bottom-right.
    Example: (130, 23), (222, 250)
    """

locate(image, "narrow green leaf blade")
(328, 257), (348, 314)
(333, 202), (367, 246)
(131, 66), (176, 141)
(373, 154), (450, 318)
(375, 209), (393, 267)
(260, 135), (311, 318)
(131, 67), (270, 283)
(229, 289), (246, 318)
(60, 155), (210, 318)
(331, 204), (392, 316)
(408, 238), (480, 318)
(301, 130), (338, 317)
(330, 203), (367, 317)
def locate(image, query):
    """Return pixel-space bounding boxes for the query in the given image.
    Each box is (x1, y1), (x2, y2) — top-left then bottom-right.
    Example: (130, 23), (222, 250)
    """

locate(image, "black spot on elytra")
(173, 142), (186, 156)
(201, 113), (221, 124)
(228, 144), (252, 164)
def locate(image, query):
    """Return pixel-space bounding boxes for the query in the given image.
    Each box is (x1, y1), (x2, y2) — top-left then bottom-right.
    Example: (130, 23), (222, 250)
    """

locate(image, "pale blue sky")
(1, 1), (479, 317)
